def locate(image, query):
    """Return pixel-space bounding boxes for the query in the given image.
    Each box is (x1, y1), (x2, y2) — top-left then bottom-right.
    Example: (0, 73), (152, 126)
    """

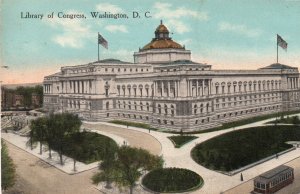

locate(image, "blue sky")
(1, 0), (300, 84)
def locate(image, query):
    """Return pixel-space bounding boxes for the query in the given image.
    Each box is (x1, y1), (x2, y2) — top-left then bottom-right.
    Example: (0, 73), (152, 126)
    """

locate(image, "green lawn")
(191, 125), (300, 172)
(168, 136), (198, 148)
(51, 131), (118, 164)
(142, 168), (203, 193)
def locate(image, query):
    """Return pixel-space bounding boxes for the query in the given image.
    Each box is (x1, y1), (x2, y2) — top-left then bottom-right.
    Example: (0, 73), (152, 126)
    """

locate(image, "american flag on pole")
(98, 33), (108, 49)
(277, 34), (287, 51)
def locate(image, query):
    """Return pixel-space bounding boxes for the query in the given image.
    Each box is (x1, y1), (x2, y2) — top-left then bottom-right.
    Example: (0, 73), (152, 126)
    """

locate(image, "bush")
(191, 125), (300, 172)
(168, 136), (198, 148)
(142, 168), (203, 193)
(1, 141), (16, 190)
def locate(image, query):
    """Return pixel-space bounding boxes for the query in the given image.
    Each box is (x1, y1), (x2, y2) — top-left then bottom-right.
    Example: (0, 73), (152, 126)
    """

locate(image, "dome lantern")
(155, 20), (170, 39)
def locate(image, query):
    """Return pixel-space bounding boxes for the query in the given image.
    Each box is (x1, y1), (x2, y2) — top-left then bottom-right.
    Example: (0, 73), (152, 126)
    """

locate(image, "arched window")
(134, 102), (137, 110)
(171, 105), (174, 116)
(140, 102), (143, 110)
(146, 103), (149, 111)
(206, 103), (209, 112)
(158, 104), (161, 114)
(128, 102), (131, 109)
(164, 104), (168, 115)
(194, 104), (197, 114)
(106, 102), (109, 110)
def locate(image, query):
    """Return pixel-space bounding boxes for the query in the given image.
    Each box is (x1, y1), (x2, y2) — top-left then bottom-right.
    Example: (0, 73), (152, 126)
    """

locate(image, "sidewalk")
(1, 129), (128, 174)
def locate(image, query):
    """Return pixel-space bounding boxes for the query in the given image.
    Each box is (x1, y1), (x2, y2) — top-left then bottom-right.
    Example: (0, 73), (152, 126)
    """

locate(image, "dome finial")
(160, 20), (163, 25)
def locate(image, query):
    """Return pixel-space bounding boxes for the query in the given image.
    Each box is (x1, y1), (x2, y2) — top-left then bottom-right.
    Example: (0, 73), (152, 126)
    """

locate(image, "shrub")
(142, 168), (203, 193)
(1, 141), (16, 190)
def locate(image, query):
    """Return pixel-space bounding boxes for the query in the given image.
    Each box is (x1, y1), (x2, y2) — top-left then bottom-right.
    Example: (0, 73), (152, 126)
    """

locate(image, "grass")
(191, 125), (300, 172)
(168, 136), (198, 148)
(142, 168), (204, 193)
(167, 110), (300, 134)
(109, 120), (158, 131)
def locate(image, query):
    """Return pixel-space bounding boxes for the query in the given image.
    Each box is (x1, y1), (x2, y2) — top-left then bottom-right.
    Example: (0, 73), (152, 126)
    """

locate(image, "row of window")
(117, 85), (152, 97)
(65, 67), (150, 74)
(215, 81), (281, 94)
(215, 98), (281, 109)
(216, 106), (280, 120)
(115, 113), (175, 125)
(270, 172), (293, 188)
(215, 93), (281, 103)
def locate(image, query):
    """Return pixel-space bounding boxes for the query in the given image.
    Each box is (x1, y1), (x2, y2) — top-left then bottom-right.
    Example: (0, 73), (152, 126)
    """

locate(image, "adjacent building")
(43, 22), (300, 132)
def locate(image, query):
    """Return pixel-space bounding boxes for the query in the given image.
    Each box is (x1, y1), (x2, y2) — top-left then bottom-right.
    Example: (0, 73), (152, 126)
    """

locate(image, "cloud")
(45, 10), (94, 48)
(96, 3), (123, 13)
(105, 25), (128, 33)
(153, 2), (208, 21)
(219, 22), (263, 38)
(165, 20), (190, 34)
(178, 39), (192, 46)
(102, 49), (134, 62)
(152, 2), (208, 34)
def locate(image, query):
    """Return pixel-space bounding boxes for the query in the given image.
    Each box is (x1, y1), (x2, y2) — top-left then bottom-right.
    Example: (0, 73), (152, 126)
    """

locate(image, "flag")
(98, 33), (108, 49)
(277, 34), (287, 51)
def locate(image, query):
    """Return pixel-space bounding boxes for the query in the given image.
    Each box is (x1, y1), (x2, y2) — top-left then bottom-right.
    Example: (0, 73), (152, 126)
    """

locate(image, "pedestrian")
(240, 173), (243, 181)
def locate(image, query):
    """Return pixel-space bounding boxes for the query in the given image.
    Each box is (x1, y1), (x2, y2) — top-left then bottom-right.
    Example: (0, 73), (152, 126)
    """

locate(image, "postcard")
(1, 0), (300, 194)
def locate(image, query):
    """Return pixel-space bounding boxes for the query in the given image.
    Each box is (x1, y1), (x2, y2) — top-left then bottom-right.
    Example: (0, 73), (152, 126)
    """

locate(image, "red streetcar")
(253, 165), (294, 194)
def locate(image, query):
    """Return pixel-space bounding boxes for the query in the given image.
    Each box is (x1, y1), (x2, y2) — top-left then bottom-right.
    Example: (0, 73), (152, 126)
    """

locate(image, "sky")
(1, 0), (300, 84)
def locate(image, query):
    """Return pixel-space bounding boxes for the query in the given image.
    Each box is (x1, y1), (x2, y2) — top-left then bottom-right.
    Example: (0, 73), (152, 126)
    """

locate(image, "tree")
(1, 141), (16, 190)
(92, 141), (119, 189)
(49, 113), (82, 165)
(28, 117), (48, 154)
(66, 132), (85, 171)
(107, 146), (163, 194)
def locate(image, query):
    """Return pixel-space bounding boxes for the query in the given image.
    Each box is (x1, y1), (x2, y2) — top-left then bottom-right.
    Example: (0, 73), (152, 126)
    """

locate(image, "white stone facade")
(43, 24), (300, 132)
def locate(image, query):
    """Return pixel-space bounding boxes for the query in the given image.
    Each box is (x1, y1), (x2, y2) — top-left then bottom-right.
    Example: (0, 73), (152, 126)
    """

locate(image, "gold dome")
(141, 21), (184, 51)
(142, 39), (183, 50)
(155, 24), (169, 33)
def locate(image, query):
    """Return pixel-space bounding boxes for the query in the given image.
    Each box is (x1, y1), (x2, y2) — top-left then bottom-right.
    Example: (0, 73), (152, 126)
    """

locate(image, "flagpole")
(276, 34), (278, 63)
(98, 32), (100, 61)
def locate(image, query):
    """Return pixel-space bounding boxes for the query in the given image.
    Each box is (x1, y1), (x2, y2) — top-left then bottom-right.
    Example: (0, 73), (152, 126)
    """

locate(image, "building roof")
(260, 63), (297, 69)
(92, 58), (132, 64)
(160, 60), (211, 66)
(141, 21), (184, 51)
(254, 165), (293, 183)
(142, 39), (184, 50)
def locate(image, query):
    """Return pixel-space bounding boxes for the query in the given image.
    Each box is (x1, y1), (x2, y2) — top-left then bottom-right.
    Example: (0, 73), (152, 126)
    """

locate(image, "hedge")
(142, 168), (203, 193)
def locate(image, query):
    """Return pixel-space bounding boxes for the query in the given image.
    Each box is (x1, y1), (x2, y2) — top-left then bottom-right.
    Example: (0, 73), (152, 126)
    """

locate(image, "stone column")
(174, 81), (178, 97)
(196, 80), (199, 97)
(162, 81), (165, 97)
(168, 81), (170, 97)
